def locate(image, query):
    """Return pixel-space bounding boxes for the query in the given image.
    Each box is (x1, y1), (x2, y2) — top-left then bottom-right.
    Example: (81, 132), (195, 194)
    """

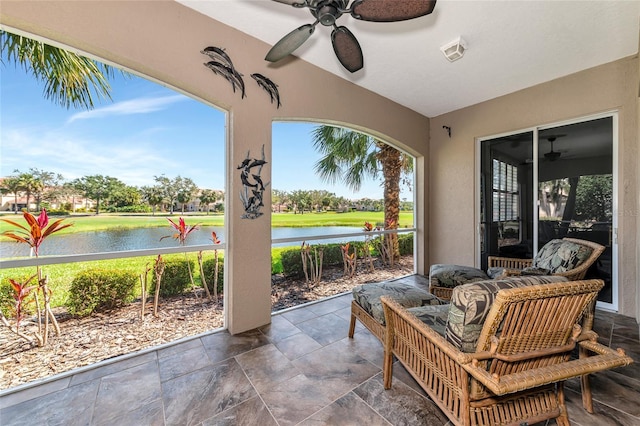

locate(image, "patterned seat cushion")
(353, 282), (445, 325)
(533, 239), (593, 273)
(407, 304), (449, 337)
(429, 264), (490, 289)
(445, 275), (569, 353)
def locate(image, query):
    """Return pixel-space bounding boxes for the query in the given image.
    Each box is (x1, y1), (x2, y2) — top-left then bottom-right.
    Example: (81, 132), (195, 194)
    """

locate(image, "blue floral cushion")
(533, 239), (593, 273)
(353, 282), (445, 325)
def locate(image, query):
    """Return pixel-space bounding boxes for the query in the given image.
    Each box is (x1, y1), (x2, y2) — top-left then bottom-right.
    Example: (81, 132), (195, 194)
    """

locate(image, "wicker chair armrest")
(488, 256), (533, 270)
(498, 268), (523, 278)
(462, 342), (633, 396)
(381, 295), (469, 363)
(430, 285), (453, 301)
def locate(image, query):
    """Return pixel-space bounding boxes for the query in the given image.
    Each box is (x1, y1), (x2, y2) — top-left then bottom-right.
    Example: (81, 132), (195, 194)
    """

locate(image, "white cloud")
(66, 95), (187, 123)
(1, 125), (226, 189)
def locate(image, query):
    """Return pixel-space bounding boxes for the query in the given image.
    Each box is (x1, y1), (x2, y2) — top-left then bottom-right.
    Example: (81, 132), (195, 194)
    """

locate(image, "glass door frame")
(475, 111), (619, 311)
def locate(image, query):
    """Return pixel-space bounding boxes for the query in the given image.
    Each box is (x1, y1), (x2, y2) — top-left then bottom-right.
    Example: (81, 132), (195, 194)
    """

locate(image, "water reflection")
(0, 226), (365, 258)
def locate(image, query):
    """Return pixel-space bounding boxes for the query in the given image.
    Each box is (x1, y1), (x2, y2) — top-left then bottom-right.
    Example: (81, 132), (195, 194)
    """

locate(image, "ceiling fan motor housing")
(312, 0), (348, 26)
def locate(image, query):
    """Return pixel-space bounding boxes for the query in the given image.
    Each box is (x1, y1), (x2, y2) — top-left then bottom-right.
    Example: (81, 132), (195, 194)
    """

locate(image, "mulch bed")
(0, 256), (413, 391)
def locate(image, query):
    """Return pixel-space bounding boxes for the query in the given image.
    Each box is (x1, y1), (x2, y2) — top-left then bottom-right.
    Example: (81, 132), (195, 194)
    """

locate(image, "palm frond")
(1, 30), (123, 110)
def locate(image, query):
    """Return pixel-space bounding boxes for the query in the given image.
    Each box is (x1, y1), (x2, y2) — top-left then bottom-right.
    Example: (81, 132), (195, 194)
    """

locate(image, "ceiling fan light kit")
(440, 37), (467, 62)
(266, 0), (437, 73)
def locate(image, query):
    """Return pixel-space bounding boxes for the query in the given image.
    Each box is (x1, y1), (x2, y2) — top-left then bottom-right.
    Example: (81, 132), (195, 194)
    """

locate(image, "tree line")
(0, 169), (414, 216)
(0, 169), (222, 215)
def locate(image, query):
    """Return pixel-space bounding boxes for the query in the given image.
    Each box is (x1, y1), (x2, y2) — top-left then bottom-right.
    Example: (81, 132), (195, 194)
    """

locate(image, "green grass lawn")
(0, 210), (414, 310)
(0, 210), (414, 236)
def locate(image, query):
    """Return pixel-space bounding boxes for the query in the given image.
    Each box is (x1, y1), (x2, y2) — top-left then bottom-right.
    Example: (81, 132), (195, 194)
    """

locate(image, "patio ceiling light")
(440, 37), (467, 62)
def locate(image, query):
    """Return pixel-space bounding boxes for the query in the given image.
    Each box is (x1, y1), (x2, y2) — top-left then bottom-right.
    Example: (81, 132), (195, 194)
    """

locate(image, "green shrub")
(66, 269), (137, 316)
(45, 209), (71, 216)
(116, 205), (152, 213)
(281, 248), (304, 278)
(151, 259), (194, 297)
(398, 233), (414, 255)
(0, 281), (17, 318)
(201, 257), (224, 295)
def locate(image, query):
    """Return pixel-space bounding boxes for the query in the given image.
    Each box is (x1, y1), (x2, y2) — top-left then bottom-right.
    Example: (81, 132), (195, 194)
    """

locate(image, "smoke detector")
(440, 37), (467, 62)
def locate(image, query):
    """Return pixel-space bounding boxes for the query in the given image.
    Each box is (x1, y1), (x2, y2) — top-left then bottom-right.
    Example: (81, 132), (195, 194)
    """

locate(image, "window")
(492, 159), (518, 222)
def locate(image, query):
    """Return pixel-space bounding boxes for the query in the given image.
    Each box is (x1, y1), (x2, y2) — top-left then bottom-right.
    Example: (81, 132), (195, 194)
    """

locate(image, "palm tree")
(311, 125), (413, 258)
(1, 30), (119, 110)
(16, 172), (42, 212)
(0, 175), (23, 213)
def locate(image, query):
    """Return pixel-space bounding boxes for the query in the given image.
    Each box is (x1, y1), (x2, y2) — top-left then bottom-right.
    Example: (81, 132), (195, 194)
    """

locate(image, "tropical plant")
(140, 185), (165, 215)
(198, 189), (219, 215)
(362, 221), (377, 272)
(26, 168), (64, 211)
(311, 125), (413, 259)
(176, 177), (198, 213)
(341, 242), (356, 278)
(0, 175), (23, 214)
(300, 241), (323, 287)
(161, 217), (200, 295)
(0, 30), (119, 110)
(15, 172), (42, 212)
(0, 275), (37, 342)
(0, 209), (72, 345)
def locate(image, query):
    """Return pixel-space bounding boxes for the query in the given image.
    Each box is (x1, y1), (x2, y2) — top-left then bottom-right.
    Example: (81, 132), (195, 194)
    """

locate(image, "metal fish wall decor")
(201, 46), (281, 107)
(202, 46), (246, 98)
(238, 145), (270, 219)
(251, 73), (281, 108)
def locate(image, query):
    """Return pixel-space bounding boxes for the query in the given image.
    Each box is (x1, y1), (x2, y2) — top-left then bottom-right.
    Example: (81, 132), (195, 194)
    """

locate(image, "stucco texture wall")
(0, 0), (430, 333)
(429, 56), (639, 317)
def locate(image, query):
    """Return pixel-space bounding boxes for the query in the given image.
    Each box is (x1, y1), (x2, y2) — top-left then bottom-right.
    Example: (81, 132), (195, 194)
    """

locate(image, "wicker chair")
(381, 279), (633, 426)
(430, 237), (606, 301)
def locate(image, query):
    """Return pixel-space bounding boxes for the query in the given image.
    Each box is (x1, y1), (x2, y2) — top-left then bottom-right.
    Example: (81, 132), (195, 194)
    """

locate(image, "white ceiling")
(179, 0), (640, 118)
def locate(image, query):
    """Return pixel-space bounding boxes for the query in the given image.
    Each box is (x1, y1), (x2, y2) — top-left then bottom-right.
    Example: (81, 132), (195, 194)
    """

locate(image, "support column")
(225, 107), (272, 334)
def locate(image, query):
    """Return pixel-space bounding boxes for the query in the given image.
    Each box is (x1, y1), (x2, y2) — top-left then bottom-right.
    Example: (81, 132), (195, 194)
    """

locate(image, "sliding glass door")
(478, 114), (617, 309)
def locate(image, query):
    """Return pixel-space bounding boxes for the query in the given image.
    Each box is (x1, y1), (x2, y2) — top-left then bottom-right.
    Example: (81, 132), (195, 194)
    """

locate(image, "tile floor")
(0, 275), (638, 425)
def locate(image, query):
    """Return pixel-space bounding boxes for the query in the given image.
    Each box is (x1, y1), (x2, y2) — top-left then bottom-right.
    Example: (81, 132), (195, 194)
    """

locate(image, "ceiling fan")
(265, 0), (438, 73)
(543, 135), (566, 161)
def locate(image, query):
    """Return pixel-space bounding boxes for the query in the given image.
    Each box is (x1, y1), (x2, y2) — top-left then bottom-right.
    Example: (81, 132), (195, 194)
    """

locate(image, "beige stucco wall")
(0, 1), (430, 333)
(429, 56), (639, 318)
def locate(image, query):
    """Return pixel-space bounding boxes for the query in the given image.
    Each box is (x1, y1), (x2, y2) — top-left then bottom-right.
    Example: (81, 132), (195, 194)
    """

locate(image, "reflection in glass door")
(478, 115), (616, 308)
(537, 117), (614, 305)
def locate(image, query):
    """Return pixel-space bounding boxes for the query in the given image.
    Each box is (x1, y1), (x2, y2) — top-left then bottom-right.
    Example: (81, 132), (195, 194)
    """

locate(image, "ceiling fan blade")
(265, 24), (316, 62)
(350, 0), (437, 22)
(331, 26), (363, 73)
(271, 0), (306, 6)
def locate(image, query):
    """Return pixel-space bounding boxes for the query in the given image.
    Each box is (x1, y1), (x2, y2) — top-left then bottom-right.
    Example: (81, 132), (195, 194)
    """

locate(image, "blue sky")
(1, 62), (409, 200)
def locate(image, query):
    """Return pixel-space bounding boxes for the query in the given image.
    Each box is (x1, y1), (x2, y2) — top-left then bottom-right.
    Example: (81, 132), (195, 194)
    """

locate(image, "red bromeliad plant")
(1, 208), (72, 257)
(362, 221), (377, 272)
(10, 277), (37, 328)
(163, 217), (199, 245)
(0, 209), (72, 345)
(0, 275), (38, 343)
(340, 242), (356, 278)
(380, 218), (398, 266)
(161, 217), (200, 295)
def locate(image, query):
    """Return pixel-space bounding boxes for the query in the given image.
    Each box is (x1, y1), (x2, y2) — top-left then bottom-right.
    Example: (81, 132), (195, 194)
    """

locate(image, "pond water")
(0, 226), (366, 258)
